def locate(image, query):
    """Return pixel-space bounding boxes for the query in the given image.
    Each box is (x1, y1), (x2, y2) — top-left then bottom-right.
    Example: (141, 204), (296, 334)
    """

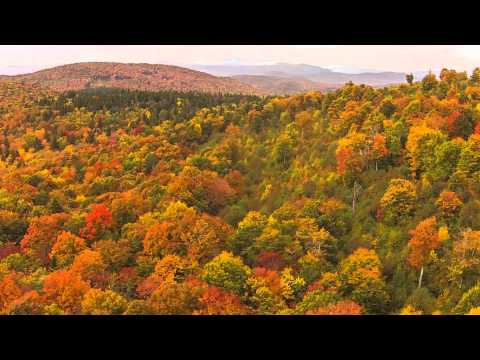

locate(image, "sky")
(1, 45), (480, 75)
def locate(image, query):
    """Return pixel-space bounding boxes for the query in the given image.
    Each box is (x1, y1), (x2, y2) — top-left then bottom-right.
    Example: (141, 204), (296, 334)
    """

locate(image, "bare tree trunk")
(418, 266), (424, 288)
(375, 160), (378, 171)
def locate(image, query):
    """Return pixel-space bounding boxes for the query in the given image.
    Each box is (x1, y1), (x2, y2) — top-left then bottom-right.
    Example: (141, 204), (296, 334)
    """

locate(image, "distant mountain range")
(190, 62), (413, 86)
(232, 75), (340, 95)
(191, 63), (334, 77)
(0, 62), (431, 96)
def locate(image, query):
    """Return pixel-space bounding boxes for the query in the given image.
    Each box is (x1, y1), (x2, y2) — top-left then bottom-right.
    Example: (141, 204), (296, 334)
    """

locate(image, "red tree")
(255, 251), (286, 271)
(195, 286), (250, 315)
(81, 204), (113, 241)
(20, 213), (69, 265)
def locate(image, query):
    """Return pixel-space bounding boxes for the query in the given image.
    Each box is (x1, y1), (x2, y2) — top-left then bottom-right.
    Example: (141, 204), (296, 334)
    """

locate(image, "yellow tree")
(202, 251), (251, 295)
(406, 125), (446, 176)
(295, 111), (313, 144)
(339, 248), (389, 314)
(336, 131), (369, 213)
(436, 191), (463, 220)
(81, 288), (128, 315)
(380, 179), (416, 224)
(49, 231), (87, 268)
(143, 201), (231, 263)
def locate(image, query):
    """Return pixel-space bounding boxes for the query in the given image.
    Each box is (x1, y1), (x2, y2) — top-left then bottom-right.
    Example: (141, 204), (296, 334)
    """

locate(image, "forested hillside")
(7, 62), (259, 95)
(232, 75), (340, 95)
(1, 68), (480, 315)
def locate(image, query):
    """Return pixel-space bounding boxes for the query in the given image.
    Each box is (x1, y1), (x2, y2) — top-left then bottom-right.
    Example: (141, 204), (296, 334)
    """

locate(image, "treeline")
(49, 88), (265, 121)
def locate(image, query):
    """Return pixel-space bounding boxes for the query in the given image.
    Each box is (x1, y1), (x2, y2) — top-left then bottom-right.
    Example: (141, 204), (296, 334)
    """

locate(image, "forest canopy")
(1, 68), (480, 315)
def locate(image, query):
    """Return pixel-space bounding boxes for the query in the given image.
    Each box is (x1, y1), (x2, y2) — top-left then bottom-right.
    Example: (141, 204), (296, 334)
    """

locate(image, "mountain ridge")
(1, 62), (261, 95)
(232, 74), (341, 95)
(0, 62), (425, 96)
(190, 62), (410, 87)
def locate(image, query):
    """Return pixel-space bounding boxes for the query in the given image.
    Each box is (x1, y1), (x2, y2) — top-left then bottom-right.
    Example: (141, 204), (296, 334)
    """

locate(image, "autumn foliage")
(81, 204), (113, 242)
(1, 68), (480, 314)
(42, 270), (91, 314)
(408, 217), (440, 270)
(306, 300), (363, 315)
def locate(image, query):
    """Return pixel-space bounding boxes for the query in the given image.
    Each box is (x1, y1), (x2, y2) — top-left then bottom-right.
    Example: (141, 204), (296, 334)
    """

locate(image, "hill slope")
(232, 75), (340, 94)
(7, 62), (259, 95)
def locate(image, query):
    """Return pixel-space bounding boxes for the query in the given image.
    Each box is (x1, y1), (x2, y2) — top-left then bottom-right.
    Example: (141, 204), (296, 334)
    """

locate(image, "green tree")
(406, 73), (414, 85)
(273, 136), (294, 169)
(422, 72), (438, 93)
(202, 251), (251, 295)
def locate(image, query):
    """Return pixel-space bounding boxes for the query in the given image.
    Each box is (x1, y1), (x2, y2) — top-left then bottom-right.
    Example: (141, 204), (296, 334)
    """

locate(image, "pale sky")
(1, 45), (480, 75)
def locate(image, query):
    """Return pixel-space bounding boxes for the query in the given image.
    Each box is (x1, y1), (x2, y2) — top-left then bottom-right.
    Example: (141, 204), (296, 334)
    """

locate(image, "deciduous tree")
(43, 270), (90, 314)
(407, 217), (440, 288)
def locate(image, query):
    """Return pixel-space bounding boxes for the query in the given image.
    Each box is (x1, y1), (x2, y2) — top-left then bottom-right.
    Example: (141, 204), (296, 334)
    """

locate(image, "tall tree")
(407, 217), (440, 288)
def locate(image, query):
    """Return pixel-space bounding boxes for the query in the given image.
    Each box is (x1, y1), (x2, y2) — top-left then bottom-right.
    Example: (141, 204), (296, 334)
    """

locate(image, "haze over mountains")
(231, 75), (339, 95)
(0, 62), (431, 95)
(190, 62), (425, 87)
